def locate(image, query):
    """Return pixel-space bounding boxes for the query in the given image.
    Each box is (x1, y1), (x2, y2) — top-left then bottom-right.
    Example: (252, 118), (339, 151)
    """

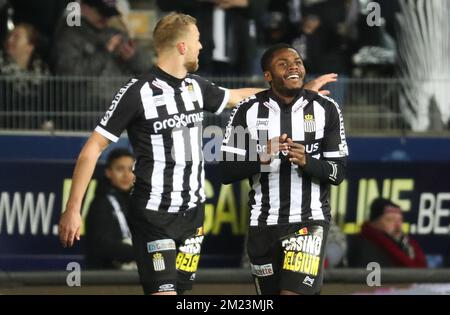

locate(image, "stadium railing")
(2, 75), (446, 134)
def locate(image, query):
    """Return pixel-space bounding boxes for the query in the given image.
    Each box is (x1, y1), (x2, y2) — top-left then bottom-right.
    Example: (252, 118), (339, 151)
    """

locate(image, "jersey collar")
(152, 66), (185, 87)
(265, 90), (309, 113)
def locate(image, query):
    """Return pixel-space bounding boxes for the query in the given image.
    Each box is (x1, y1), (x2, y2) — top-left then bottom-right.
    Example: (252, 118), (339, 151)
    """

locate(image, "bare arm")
(59, 131), (111, 247)
(228, 88), (264, 107)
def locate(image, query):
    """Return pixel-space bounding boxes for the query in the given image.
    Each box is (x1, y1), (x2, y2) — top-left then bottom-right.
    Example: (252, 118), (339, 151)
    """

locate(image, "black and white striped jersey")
(220, 89), (348, 227)
(95, 66), (229, 213)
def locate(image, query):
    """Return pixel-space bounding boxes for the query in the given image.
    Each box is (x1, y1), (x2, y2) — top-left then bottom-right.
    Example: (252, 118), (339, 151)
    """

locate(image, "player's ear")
(176, 42), (187, 55)
(263, 71), (272, 83)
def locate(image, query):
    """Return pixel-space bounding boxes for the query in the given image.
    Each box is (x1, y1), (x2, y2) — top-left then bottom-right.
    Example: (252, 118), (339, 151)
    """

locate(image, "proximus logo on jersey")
(153, 112), (204, 133)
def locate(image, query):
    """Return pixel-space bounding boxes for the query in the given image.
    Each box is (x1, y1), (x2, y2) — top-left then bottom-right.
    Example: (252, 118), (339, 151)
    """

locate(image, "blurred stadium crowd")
(0, 0), (448, 132)
(0, 0), (399, 78)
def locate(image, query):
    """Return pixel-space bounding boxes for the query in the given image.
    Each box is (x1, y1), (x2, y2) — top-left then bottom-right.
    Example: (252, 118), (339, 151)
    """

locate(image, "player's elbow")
(330, 175), (345, 186)
(330, 168), (346, 185)
(219, 160), (259, 184)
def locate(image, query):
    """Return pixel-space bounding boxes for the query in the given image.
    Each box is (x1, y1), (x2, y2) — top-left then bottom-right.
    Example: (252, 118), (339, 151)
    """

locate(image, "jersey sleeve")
(220, 103), (248, 158)
(322, 97), (349, 159)
(191, 74), (230, 115)
(219, 102), (261, 184)
(94, 78), (141, 142)
(301, 96), (348, 185)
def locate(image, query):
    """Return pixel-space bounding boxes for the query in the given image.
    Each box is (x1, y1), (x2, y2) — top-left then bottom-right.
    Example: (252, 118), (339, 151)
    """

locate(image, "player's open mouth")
(286, 74), (302, 81)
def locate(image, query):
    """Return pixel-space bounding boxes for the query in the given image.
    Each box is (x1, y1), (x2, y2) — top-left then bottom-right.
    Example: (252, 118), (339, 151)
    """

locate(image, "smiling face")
(264, 48), (305, 99)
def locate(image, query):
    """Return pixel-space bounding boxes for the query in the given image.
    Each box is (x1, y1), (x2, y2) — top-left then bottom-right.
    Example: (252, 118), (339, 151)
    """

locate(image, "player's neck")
(156, 55), (187, 80)
(271, 89), (296, 105)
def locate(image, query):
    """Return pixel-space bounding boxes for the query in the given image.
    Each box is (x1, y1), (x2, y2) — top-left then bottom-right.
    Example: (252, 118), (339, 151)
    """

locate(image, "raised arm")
(228, 88), (264, 107)
(227, 73), (338, 107)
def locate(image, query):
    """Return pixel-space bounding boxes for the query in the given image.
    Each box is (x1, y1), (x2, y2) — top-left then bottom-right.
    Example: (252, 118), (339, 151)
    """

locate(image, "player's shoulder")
(186, 72), (202, 81)
(186, 73), (214, 86)
(308, 92), (342, 115)
(224, 94), (260, 125)
(233, 92), (262, 114)
(110, 77), (143, 102)
(134, 71), (161, 88)
(121, 71), (178, 95)
(312, 92), (340, 107)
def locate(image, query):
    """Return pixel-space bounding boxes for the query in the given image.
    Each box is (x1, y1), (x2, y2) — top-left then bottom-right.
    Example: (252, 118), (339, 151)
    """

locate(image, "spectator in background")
(348, 198), (427, 268)
(300, 1), (351, 75)
(5, 0), (71, 64)
(351, 0), (397, 77)
(0, 23), (49, 129)
(51, 0), (151, 130)
(264, 0), (303, 43)
(291, 14), (324, 74)
(0, 22), (48, 75)
(157, 0), (269, 76)
(262, 11), (290, 45)
(265, 0), (354, 75)
(85, 148), (136, 270)
(52, 0), (151, 76)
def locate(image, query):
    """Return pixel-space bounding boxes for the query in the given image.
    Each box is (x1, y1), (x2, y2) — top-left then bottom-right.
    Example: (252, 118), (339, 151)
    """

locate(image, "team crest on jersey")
(153, 253), (166, 271)
(187, 84), (198, 102)
(304, 114), (316, 133)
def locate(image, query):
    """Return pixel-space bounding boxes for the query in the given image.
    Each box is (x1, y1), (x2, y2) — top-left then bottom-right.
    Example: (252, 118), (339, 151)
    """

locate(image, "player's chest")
(140, 82), (204, 134)
(247, 106), (325, 148)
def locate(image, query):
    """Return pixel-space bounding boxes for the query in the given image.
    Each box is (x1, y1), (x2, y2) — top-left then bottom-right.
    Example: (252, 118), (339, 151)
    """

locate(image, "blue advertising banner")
(1, 134), (450, 270)
(1, 160), (450, 270)
(330, 162), (450, 266)
(0, 160), (249, 270)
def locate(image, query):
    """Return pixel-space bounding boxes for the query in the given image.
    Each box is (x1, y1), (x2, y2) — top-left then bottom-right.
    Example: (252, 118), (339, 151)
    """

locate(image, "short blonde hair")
(153, 12), (197, 53)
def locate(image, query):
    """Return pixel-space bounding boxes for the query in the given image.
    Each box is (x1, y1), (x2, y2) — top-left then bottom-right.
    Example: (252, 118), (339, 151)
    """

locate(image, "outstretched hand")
(303, 73), (338, 96)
